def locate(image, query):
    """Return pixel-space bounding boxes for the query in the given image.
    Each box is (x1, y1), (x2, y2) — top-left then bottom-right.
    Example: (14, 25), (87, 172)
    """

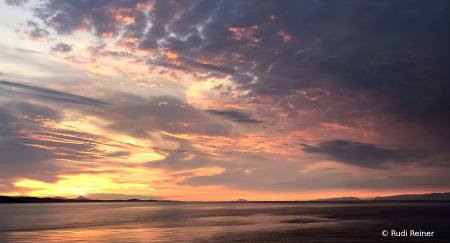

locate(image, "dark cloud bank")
(300, 140), (431, 169)
(28, 0), (450, 145)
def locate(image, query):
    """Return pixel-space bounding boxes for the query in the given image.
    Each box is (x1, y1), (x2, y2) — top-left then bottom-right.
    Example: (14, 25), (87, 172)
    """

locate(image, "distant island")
(313, 196), (362, 202)
(312, 192), (450, 201)
(0, 196), (180, 204)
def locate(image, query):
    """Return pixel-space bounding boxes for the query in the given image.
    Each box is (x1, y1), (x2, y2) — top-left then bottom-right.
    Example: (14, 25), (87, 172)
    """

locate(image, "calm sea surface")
(0, 201), (449, 242)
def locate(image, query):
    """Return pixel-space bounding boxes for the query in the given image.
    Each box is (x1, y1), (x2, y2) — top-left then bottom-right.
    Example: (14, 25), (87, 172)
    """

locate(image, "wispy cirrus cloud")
(0, 80), (110, 106)
(4, 0), (28, 7)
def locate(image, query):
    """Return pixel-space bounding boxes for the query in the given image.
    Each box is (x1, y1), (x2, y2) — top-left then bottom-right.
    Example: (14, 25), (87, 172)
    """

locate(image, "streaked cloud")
(4, 0), (28, 7)
(0, 80), (110, 106)
(206, 109), (262, 124)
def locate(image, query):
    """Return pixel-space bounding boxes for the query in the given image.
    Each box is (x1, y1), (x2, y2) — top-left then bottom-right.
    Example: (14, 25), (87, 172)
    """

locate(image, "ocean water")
(0, 201), (449, 242)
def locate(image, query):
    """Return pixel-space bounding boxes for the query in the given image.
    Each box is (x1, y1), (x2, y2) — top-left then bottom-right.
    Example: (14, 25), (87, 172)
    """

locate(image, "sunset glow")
(0, 0), (449, 201)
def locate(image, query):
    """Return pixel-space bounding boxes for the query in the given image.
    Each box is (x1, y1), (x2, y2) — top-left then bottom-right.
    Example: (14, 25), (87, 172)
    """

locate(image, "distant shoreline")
(0, 196), (181, 204)
(2, 195), (450, 204)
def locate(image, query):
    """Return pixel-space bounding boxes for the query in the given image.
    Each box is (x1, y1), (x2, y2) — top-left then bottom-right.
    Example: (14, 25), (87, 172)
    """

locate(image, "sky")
(0, 0), (449, 201)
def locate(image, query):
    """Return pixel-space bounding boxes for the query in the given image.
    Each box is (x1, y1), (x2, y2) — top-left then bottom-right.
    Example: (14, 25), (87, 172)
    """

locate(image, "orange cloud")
(118, 16), (135, 23)
(210, 100), (249, 110)
(136, 2), (155, 11)
(278, 29), (292, 41)
(85, 65), (117, 75)
(158, 102), (168, 106)
(320, 123), (352, 130)
(229, 25), (264, 46)
(229, 25), (258, 40)
(102, 32), (115, 38)
(166, 51), (179, 60)
(138, 82), (158, 87)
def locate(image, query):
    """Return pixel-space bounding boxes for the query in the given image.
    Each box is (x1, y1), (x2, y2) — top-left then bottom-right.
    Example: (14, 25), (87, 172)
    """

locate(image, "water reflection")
(0, 202), (449, 242)
(3, 217), (348, 242)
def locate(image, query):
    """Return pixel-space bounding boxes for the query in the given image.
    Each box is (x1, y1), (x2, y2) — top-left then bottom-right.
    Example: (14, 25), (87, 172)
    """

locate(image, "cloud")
(0, 80), (110, 106)
(148, 62), (189, 71)
(50, 43), (73, 53)
(0, 107), (76, 183)
(346, 174), (450, 189)
(4, 0), (28, 6)
(177, 162), (356, 191)
(213, 83), (223, 90)
(192, 62), (236, 75)
(178, 159), (450, 191)
(5, 101), (61, 121)
(18, 21), (50, 42)
(13, 48), (44, 54)
(206, 109), (262, 123)
(0, 101), (168, 187)
(300, 140), (431, 169)
(89, 95), (232, 138)
(30, 0), (448, 120)
(33, 0), (152, 37)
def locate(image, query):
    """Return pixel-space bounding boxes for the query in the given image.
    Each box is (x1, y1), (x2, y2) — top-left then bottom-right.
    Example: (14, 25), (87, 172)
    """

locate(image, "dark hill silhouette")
(74, 196), (91, 200)
(372, 192), (450, 201)
(0, 196), (164, 203)
(311, 192), (450, 201)
(314, 196), (362, 201)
